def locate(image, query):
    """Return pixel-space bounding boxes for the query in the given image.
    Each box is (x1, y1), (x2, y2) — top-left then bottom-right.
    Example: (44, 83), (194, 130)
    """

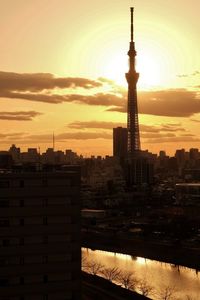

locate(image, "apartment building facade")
(0, 167), (81, 300)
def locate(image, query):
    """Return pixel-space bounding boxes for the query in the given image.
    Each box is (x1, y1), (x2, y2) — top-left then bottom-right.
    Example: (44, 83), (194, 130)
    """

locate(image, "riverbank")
(82, 231), (200, 271)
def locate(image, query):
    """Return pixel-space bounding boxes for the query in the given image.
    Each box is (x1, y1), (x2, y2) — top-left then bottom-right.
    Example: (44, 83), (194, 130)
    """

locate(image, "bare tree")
(137, 279), (154, 297)
(119, 271), (138, 290)
(185, 296), (198, 300)
(81, 255), (90, 271)
(87, 260), (105, 275)
(157, 285), (177, 300)
(101, 267), (121, 282)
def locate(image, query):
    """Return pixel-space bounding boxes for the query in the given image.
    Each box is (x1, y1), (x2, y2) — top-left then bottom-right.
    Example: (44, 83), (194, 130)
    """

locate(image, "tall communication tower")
(126, 7), (141, 157)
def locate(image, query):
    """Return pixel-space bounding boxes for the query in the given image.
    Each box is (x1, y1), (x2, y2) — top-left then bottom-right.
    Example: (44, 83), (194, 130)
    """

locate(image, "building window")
(43, 236), (48, 244)
(2, 239), (10, 246)
(0, 200), (9, 207)
(0, 181), (9, 188)
(20, 180), (24, 188)
(42, 179), (48, 187)
(20, 219), (24, 226)
(0, 259), (8, 266)
(20, 257), (24, 265)
(0, 219), (10, 227)
(43, 199), (48, 207)
(0, 278), (9, 287)
(43, 256), (48, 264)
(43, 275), (48, 283)
(19, 238), (24, 245)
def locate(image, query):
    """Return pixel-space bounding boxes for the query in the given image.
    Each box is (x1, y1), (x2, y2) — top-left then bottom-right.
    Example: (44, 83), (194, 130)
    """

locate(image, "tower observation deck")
(126, 7), (141, 157)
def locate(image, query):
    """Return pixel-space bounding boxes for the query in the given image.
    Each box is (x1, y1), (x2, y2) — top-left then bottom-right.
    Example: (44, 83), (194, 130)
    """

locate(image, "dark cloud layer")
(0, 71), (101, 91)
(1, 71), (200, 117)
(0, 127), (197, 145)
(0, 131), (112, 143)
(145, 136), (200, 144)
(107, 89), (200, 117)
(0, 111), (42, 121)
(68, 121), (126, 130)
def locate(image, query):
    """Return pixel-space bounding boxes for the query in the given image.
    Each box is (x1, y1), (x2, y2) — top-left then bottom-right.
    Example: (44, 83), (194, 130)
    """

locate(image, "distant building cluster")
(0, 144), (79, 167)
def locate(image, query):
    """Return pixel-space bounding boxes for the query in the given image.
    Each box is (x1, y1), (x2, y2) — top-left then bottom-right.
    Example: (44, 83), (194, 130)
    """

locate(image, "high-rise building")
(113, 127), (128, 159)
(9, 144), (21, 163)
(159, 151), (166, 158)
(189, 148), (199, 161)
(126, 7), (140, 157)
(175, 149), (186, 167)
(0, 166), (81, 300)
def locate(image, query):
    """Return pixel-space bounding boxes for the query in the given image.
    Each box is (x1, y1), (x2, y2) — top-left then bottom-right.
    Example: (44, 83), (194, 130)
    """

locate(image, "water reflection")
(82, 248), (200, 300)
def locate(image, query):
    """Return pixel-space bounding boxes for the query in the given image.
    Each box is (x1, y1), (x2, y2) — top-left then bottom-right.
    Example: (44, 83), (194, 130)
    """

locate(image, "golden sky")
(0, 0), (200, 156)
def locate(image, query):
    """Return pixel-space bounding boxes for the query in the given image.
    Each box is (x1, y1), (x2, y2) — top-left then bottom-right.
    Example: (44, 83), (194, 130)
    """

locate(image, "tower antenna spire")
(130, 7), (134, 42)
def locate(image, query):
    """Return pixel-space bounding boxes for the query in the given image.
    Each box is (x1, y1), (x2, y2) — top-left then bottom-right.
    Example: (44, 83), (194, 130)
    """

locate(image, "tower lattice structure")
(125, 7), (141, 157)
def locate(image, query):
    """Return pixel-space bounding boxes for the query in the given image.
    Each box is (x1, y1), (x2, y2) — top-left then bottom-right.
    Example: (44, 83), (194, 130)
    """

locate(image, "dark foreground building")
(0, 166), (81, 300)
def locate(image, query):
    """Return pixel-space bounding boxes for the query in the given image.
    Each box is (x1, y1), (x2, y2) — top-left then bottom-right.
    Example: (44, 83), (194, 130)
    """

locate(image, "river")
(82, 248), (200, 300)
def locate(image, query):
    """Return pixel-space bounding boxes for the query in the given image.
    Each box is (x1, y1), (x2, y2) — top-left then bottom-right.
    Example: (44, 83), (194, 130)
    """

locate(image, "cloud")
(68, 121), (126, 130)
(177, 71), (200, 78)
(141, 133), (176, 139)
(1, 71), (200, 118)
(68, 121), (186, 134)
(0, 132), (25, 138)
(139, 89), (200, 117)
(0, 131), (112, 144)
(56, 132), (112, 140)
(0, 111), (42, 121)
(158, 123), (185, 132)
(190, 119), (200, 123)
(0, 89), (123, 105)
(107, 89), (200, 117)
(180, 134), (195, 137)
(0, 71), (101, 91)
(145, 136), (200, 144)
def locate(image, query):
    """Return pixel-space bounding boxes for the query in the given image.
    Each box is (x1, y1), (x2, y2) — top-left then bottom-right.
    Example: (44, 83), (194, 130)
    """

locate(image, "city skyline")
(0, 0), (200, 156)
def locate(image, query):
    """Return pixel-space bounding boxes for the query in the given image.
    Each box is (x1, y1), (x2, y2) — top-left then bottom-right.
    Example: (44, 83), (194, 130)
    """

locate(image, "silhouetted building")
(0, 166), (81, 299)
(0, 152), (13, 169)
(159, 151), (166, 158)
(189, 148), (199, 160)
(176, 183), (200, 206)
(175, 149), (186, 167)
(113, 127), (128, 159)
(9, 144), (21, 163)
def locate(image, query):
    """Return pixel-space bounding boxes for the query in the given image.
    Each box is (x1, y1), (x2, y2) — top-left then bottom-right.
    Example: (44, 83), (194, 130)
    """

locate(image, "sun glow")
(102, 48), (165, 89)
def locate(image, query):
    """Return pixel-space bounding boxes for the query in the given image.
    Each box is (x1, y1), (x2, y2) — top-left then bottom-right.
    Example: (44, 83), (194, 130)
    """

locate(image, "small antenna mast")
(53, 132), (55, 151)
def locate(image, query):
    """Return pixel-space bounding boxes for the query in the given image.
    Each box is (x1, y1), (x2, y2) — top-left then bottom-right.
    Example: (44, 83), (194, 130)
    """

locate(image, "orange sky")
(0, 0), (200, 156)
